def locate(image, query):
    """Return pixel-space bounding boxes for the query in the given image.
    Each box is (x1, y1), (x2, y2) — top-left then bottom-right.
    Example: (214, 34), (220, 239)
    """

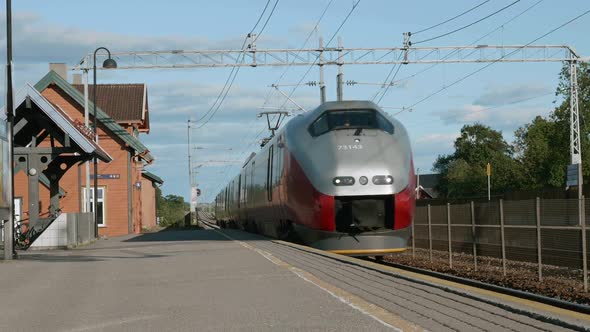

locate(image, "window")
(309, 113), (329, 136)
(82, 187), (106, 226)
(238, 175), (242, 208)
(267, 145), (274, 202)
(308, 109), (394, 137)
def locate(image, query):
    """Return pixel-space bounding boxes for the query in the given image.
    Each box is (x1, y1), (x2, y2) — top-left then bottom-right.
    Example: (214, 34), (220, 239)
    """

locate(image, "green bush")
(156, 187), (188, 226)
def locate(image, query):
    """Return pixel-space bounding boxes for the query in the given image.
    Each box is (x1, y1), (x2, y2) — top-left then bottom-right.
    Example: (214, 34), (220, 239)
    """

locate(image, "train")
(214, 100), (415, 256)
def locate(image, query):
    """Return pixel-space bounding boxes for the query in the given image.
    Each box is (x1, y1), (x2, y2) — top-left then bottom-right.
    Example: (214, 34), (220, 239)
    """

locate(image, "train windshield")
(308, 109), (394, 137)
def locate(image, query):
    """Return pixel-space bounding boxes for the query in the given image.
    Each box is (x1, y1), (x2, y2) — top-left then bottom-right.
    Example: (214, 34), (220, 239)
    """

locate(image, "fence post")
(581, 195), (587, 292)
(471, 201), (477, 271)
(428, 204), (432, 263)
(411, 216), (415, 259)
(447, 202), (452, 269)
(500, 199), (506, 277)
(536, 197), (542, 282)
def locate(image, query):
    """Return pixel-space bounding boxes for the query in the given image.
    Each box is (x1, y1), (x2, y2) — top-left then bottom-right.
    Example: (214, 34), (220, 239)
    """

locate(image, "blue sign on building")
(91, 174), (121, 180)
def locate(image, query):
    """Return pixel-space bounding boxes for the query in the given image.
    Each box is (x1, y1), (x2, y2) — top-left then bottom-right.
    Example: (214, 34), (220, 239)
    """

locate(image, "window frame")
(82, 186), (107, 227)
(308, 109), (395, 137)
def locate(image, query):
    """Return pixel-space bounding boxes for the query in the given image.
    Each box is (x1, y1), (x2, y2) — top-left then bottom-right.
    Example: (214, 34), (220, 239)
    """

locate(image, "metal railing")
(411, 197), (588, 292)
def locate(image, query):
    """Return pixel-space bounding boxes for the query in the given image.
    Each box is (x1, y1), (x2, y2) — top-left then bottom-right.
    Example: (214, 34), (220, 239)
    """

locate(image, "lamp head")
(102, 58), (117, 69)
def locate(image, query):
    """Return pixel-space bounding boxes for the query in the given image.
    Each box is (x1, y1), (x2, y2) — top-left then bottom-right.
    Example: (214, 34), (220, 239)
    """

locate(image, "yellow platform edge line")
(214, 229), (423, 331)
(273, 239), (590, 322)
(328, 248), (407, 255)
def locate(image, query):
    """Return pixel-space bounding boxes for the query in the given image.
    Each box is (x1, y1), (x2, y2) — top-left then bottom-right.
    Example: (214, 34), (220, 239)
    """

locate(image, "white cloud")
(439, 104), (551, 131)
(474, 83), (552, 107)
(415, 133), (459, 144)
(0, 11), (287, 64)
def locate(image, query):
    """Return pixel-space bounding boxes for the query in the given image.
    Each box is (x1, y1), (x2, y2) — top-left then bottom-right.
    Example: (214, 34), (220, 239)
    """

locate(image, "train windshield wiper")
(354, 128), (363, 136)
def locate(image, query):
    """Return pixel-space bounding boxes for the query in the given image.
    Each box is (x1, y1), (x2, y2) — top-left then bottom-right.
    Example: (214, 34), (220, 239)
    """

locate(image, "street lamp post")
(92, 47), (117, 238)
(4, 0), (15, 260)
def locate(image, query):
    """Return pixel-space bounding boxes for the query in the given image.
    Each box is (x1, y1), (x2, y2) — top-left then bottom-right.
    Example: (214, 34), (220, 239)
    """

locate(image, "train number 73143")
(337, 144), (363, 150)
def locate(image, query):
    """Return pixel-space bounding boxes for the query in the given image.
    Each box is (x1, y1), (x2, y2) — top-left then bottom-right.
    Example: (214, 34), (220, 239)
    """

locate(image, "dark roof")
(72, 84), (145, 123)
(142, 171), (163, 184)
(2, 83), (112, 163)
(418, 186), (438, 199)
(418, 173), (441, 189)
(34, 71), (154, 163)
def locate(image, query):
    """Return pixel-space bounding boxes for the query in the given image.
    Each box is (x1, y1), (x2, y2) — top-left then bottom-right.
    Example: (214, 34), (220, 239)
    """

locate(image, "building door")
(14, 198), (22, 221)
(83, 187), (106, 227)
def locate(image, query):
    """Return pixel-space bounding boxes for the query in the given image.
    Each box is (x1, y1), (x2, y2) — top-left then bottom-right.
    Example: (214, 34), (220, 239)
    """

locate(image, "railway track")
(197, 212), (220, 230)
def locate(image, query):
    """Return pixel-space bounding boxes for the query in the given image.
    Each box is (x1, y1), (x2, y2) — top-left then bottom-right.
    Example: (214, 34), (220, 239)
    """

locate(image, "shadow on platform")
(123, 228), (266, 243)
(18, 250), (170, 263)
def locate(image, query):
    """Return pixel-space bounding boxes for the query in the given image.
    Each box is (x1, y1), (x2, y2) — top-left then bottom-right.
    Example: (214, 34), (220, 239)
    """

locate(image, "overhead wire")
(373, 0), (521, 104)
(280, 0), (362, 110)
(194, 0), (273, 125)
(195, 0), (279, 127)
(191, 0), (280, 199)
(372, 51), (404, 103)
(209, 0), (334, 197)
(398, 8), (590, 115)
(413, 0), (521, 45)
(226, 0), (356, 191)
(261, 0), (335, 108)
(256, 0), (334, 145)
(212, 0), (363, 199)
(376, 0), (544, 105)
(250, 0), (281, 44)
(412, 0), (491, 35)
(212, 0), (361, 196)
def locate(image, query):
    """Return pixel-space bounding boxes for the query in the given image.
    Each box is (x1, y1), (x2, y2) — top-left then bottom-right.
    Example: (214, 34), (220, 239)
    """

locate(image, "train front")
(286, 100), (415, 256)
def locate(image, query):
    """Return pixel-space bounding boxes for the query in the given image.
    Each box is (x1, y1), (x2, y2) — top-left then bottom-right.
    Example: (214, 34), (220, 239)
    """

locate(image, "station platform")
(1, 228), (588, 331)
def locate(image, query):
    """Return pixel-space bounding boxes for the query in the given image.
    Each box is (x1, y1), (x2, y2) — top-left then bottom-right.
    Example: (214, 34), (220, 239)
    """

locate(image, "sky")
(1, 0), (590, 203)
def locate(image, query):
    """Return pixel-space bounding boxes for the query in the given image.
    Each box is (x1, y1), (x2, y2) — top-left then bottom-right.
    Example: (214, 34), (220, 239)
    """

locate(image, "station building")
(14, 66), (163, 238)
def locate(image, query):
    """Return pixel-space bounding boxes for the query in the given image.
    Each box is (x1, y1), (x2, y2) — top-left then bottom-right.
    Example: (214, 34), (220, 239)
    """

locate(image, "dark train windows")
(237, 175), (242, 208)
(308, 109), (394, 137)
(376, 112), (394, 134)
(309, 113), (329, 136)
(267, 145), (274, 202)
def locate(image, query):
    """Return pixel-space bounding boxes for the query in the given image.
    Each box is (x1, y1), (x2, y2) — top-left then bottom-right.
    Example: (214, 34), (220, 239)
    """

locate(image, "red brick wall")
(14, 84), (143, 237)
(141, 178), (157, 228)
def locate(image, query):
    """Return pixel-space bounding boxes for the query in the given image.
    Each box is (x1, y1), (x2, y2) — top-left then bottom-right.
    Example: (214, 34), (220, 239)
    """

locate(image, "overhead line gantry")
(72, 41), (587, 206)
(75, 44), (580, 69)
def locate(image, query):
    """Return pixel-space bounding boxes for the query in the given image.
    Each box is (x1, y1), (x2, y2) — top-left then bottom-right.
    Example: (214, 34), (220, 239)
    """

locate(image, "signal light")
(333, 176), (355, 186)
(372, 175), (394, 185)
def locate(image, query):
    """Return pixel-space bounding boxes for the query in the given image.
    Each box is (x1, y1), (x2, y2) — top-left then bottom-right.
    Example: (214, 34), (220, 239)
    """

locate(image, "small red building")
(14, 69), (162, 237)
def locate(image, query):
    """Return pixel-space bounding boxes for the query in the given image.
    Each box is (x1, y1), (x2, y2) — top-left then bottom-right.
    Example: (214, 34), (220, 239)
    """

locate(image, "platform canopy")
(1, 83), (112, 246)
(1, 83), (111, 162)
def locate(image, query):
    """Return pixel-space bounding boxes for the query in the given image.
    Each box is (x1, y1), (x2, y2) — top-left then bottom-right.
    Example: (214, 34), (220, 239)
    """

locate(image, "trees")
(435, 62), (590, 197)
(434, 124), (523, 198)
(155, 187), (188, 226)
(515, 62), (590, 189)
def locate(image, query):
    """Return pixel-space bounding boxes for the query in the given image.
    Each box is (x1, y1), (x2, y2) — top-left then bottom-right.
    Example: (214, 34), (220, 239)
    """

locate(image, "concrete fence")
(412, 197), (589, 291)
(1, 212), (96, 250)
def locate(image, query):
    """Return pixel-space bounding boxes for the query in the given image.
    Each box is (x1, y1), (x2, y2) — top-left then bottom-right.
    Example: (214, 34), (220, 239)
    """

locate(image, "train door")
(266, 145), (280, 235)
(266, 145), (274, 203)
(249, 161), (258, 209)
(237, 174), (243, 221)
(273, 140), (286, 223)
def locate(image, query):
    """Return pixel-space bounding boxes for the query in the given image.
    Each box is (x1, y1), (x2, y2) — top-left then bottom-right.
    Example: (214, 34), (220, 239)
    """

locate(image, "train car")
(215, 100), (415, 256)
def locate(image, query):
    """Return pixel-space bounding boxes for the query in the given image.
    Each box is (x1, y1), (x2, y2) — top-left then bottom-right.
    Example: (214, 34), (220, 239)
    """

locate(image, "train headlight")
(359, 176), (368, 185)
(372, 175), (394, 185)
(333, 176), (355, 186)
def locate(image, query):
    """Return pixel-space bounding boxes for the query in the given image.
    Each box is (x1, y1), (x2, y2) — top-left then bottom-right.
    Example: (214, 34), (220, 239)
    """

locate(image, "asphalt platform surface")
(1, 228), (588, 331)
